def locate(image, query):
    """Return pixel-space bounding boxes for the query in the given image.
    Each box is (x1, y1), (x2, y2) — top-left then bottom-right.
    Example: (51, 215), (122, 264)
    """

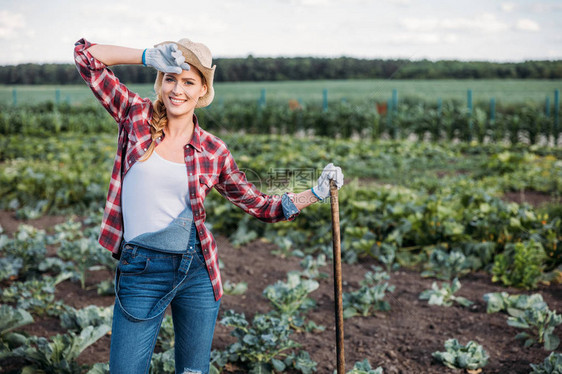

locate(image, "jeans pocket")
(118, 249), (150, 276)
(192, 250), (207, 268)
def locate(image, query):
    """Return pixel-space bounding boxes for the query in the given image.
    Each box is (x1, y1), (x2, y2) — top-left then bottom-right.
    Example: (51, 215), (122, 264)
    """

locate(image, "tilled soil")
(0, 211), (561, 374)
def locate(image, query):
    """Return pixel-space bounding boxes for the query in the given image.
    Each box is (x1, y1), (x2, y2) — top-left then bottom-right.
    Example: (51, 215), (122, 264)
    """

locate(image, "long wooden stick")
(330, 179), (345, 374)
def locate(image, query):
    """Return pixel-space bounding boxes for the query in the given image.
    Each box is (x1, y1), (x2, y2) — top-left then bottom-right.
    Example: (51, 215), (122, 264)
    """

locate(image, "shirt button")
(143, 147), (147, 151)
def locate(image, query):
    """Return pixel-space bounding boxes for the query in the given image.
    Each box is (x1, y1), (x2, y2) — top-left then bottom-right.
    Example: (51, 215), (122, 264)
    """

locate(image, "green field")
(1, 79), (560, 107)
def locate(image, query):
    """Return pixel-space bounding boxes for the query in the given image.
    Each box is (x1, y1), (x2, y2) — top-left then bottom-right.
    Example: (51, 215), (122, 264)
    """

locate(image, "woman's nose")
(172, 82), (182, 94)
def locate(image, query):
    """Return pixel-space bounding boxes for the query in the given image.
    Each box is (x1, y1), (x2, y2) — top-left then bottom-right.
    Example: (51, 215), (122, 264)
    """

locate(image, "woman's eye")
(184, 81), (193, 85)
(165, 77), (175, 82)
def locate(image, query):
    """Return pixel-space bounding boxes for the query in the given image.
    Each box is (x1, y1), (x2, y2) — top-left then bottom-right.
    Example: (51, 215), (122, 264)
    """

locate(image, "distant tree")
(1, 58), (561, 84)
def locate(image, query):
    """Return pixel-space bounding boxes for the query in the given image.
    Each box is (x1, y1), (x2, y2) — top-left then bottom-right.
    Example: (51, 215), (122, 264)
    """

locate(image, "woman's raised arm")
(87, 43), (191, 72)
(86, 44), (143, 67)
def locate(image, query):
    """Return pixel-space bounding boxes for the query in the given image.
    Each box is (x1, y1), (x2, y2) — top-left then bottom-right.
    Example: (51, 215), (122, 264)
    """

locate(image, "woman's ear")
(199, 84), (208, 98)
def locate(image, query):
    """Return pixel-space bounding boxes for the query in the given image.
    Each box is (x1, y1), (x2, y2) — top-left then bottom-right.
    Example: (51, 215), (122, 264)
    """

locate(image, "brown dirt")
(1, 214), (561, 374)
(0, 210), (68, 234)
(502, 190), (560, 208)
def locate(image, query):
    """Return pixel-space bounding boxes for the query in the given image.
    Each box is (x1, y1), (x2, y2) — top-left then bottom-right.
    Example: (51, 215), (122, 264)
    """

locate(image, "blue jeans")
(109, 236), (220, 374)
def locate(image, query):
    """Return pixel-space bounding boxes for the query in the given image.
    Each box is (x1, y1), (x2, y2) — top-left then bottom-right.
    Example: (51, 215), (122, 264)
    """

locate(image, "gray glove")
(142, 43), (190, 74)
(311, 163), (344, 200)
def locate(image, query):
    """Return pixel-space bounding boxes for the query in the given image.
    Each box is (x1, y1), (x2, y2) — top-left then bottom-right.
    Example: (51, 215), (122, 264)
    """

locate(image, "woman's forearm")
(86, 44), (144, 66)
(292, 189), (321, 210)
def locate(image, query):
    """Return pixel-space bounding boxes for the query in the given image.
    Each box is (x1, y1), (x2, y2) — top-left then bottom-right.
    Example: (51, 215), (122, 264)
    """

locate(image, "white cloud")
(0, 10), (25, 39)
(291, 0), (333, 5)
(516, 19), (540, 32)
(501, 2), (515, 12)
(530, 3), (562, 13)
(385, 32), (458, 45)
(545, 49), (562, 59)
(402, 13), (508, 34)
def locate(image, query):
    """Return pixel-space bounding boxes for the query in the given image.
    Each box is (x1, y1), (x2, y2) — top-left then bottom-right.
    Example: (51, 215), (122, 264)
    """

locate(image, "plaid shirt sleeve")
(214, 148), (300, 222)
(74, 38), (145, 124)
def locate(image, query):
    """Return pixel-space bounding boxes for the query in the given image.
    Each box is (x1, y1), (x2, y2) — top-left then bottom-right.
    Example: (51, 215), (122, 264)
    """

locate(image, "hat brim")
(153, 41), (215, 108)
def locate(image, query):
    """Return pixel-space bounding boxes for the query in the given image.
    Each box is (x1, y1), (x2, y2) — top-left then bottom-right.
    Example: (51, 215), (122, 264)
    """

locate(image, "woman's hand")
(311, 163), (344, 200)
(143, 43), (191, 73)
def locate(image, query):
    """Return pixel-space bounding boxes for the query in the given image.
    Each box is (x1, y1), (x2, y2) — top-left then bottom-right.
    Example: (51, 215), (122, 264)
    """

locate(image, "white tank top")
(122, 150), (190, 242)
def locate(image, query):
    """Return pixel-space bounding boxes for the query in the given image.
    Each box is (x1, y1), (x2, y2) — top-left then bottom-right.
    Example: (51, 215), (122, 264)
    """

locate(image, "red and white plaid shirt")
(74, 38), (299, 300)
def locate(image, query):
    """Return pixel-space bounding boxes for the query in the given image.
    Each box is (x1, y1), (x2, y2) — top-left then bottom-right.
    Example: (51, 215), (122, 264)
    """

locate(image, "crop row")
(0, 100), (559, 144)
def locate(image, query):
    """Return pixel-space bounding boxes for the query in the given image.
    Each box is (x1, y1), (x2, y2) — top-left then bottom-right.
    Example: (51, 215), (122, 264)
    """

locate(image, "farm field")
(0, 211), (560, 374)
(0, 121), (561, 373)
(1, 79), (561, 106)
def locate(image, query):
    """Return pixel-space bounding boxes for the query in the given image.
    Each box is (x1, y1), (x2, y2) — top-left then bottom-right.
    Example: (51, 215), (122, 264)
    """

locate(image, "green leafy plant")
(0, 305), (33, 357)
(11, 325), (110, 374)
(299, 254), (328, 280)
(421, 248), (471, 280)
(96, 279), (114, 296)
(529, 352), (562, 373)
(210, 349), (229, 374)
(0, 256), (22, 281)
(218, 310), (316, 373)
(432, 339), (489, 371)
(483, 292), (547, 315)
(0, 224), (67, 281)
(149, 348), (175, 374)
(223, 280), (248, 296)
(492, 240), (547, 289)
(342, 359), (384, 374)
(263, 272), (319, 331)
(1, 275), (71, 316)
(419, 277), (473, 307)
(284, 351), (317, 374)
(507, 303), (561, 350)
(48, 217), (85, 243)
(230, 215), (259, 248)
(58, 236), (114, 288)
(343, 266), (395, 318)
(86, 363), (110, 374)
(60, 305), (113, 332)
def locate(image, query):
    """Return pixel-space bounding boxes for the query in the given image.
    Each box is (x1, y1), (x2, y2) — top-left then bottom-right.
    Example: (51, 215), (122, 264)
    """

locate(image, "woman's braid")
(140, 98), (167, 161)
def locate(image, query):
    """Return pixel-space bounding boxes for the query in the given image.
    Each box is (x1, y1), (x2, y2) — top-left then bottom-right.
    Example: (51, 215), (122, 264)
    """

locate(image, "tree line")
(1, 57), (561, 84)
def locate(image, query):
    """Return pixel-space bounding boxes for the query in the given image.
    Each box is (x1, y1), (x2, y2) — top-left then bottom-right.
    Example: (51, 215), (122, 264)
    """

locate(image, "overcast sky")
(0, 0), (561, 65)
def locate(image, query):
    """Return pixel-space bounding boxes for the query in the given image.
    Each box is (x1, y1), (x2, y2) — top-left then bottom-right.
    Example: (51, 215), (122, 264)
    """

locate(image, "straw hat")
(153, 39), (216, 108)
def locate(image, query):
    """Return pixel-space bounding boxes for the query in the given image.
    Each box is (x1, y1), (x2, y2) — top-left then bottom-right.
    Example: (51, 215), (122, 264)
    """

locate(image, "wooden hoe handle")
(330, 179), (345, 374)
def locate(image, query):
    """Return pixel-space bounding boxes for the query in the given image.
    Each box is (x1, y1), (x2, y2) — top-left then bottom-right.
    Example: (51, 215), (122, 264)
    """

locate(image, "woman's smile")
(169, 96), (187, 105)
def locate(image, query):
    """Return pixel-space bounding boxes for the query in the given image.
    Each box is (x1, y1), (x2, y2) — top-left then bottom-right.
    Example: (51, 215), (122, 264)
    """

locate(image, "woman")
(74, 37), (343, 374)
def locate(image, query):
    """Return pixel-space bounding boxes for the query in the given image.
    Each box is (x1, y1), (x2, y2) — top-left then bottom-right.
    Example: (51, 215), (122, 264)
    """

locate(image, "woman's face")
(160, 66), (207, 118)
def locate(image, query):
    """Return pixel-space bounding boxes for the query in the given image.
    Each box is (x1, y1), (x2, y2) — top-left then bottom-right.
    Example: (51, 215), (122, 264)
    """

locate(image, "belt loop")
(131, 245), (138, 257)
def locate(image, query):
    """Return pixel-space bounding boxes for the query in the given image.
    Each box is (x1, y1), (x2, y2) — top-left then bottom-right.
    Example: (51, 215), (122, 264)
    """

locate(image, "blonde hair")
(139, 96), (167, 162)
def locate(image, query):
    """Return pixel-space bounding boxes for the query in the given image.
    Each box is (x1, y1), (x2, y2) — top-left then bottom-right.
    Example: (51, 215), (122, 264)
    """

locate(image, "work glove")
(311, 163), (344, 200)
(142, 43), (190, 74)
